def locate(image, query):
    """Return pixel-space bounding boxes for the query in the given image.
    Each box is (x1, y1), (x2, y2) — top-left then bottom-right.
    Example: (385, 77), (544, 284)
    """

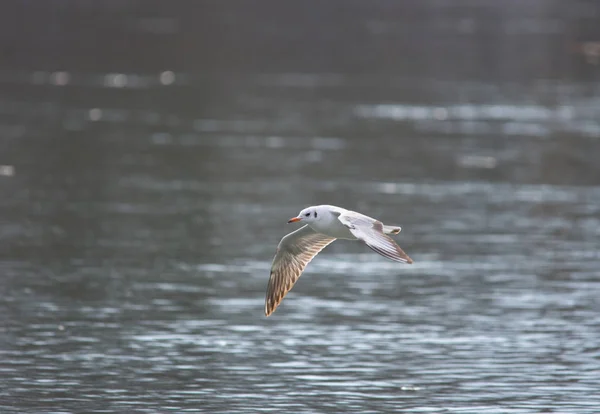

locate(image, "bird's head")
(288, 206), (322, 224)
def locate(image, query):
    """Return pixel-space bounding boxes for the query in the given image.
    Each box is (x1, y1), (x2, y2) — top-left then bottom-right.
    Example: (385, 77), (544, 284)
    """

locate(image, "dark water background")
(1, 1), (600, 413)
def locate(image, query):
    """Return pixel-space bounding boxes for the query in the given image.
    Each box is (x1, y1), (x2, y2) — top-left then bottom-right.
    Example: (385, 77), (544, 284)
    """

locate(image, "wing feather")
(265, 225), (336, 316)
(338, 213), (413, 264)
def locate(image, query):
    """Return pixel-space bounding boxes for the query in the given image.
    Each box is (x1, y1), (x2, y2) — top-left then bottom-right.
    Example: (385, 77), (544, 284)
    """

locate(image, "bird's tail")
(382, 225), (402, 235)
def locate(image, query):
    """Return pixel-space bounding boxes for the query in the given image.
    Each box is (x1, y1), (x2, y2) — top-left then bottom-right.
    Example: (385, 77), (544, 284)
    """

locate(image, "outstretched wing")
(265, 225), (336, 316)
(338, 212), (413, 264)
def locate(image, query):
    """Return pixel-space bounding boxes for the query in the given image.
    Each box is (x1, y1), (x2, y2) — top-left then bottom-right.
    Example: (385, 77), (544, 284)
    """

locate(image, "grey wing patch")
(265, 225), (336, 316)
(338, 214), (413, 264)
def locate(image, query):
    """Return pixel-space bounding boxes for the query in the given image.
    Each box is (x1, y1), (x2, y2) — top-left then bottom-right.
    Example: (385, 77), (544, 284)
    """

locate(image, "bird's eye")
(305, 212), (310, 217)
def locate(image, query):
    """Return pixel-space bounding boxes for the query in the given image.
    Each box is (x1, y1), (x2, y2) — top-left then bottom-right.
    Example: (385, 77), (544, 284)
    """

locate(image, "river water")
(1, 1), (600, 413)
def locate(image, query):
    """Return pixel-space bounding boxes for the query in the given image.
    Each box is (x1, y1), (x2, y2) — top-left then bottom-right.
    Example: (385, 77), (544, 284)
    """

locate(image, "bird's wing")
(265, 225), (336, 316)
(338, 212), (413, 264)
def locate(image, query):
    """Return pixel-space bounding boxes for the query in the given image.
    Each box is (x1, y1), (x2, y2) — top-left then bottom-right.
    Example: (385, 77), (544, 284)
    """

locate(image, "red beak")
(287, 217), (302, 223)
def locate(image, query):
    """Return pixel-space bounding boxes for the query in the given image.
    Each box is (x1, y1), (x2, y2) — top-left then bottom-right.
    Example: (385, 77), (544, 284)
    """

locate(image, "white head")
(287, 205), (324, 224)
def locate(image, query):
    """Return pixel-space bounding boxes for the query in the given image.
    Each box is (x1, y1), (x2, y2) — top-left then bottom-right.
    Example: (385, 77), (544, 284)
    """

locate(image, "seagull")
(265, 205), (413, 316)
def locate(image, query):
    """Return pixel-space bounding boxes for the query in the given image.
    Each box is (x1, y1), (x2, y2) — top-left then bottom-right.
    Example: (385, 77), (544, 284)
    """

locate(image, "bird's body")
(264, 204), (412, 316)
(301, 204), (356, 239)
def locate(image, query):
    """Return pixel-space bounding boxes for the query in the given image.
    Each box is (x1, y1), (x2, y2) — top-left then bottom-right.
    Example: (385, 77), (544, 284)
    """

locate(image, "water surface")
(1, 1), (600, 413)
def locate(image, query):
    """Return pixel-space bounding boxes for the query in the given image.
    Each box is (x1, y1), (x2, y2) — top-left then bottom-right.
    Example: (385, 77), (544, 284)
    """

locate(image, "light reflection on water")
(2, 123), (600, 411)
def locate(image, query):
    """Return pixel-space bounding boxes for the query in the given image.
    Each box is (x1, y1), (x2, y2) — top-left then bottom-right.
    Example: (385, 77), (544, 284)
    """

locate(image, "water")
(2, 1), (600, 413)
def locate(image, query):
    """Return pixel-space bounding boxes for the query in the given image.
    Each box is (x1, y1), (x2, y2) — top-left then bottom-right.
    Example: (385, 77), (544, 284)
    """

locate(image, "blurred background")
(1, 1), (600, 413)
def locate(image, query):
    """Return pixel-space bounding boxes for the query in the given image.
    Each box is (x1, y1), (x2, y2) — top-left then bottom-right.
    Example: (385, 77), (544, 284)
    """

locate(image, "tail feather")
(382, 225), (402, 235)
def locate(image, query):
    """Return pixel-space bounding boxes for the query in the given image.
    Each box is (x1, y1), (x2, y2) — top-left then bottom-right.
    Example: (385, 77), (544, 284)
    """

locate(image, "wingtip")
(265, 300), (276, 317)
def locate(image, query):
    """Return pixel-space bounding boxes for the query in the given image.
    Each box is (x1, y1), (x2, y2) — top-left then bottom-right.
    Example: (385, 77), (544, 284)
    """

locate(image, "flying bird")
(265, 205), (413, 316)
